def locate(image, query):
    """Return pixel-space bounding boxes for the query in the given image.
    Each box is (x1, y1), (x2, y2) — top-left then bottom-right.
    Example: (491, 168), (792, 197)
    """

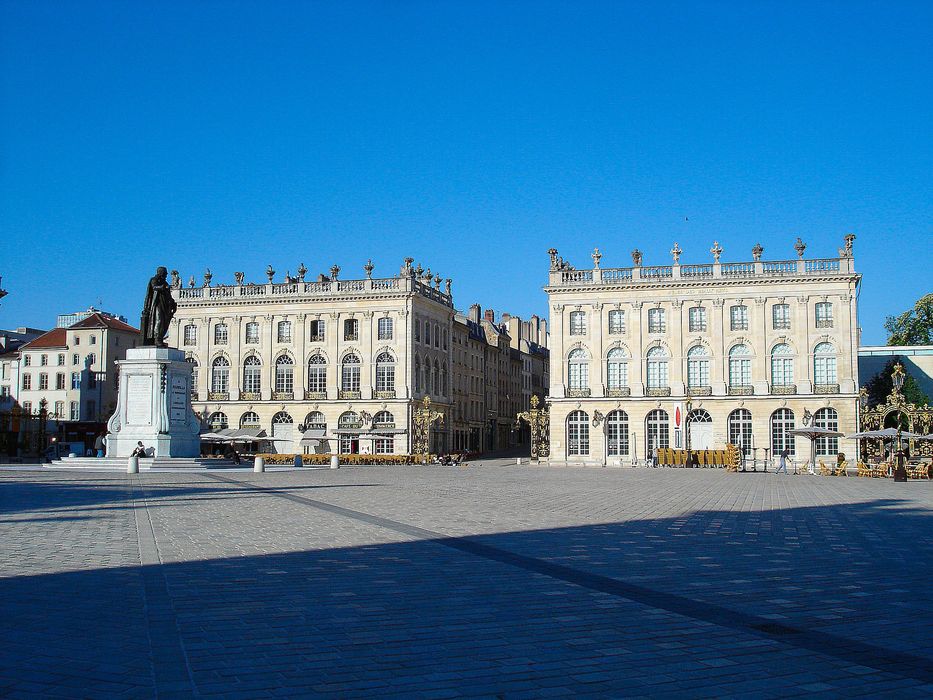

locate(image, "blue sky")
(1, 1), (930, 344)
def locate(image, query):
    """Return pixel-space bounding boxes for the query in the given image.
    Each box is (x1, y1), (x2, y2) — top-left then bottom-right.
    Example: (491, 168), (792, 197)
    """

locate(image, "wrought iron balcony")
(207, 391), (229, 401)
(686, 386), (712, 396)
(271, 391), (294, 401)
(814, 383), (840, 394)
(304, 390), (326, 400)
(309, 334), (325, 342)
(816, 319), (834, 329)
(567, 388), (591, 398)
(343, 333), (359, 342)
(646, 387), (671, 397)
(339, 390), (361, 400)
(239, 391), (261, 401)
(771, 384), (797, 395)
(728, 385), (754, 396)
(606, 387), (631, 397)
(374, 390), (396, 399)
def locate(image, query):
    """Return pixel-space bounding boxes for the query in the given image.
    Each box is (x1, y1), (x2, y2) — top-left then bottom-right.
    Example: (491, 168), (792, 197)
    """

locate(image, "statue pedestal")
(105, 347), (201, 458)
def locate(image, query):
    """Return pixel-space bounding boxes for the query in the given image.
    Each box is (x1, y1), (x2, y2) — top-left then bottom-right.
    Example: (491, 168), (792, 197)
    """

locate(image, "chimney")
(484, 309), (495, 323)
(469, 304), (481, 323)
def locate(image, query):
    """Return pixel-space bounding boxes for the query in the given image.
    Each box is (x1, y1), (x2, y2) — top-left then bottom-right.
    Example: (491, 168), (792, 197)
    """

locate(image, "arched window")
(414, 356), (422, 393)
(646, 409), (670, 452)
(728, 409), (753, 455)
(686, 346), (710, 388)
(424, 323), (430, 346)
(208, 412), (228, 430)
(303, 411), (325, 428)
(771, 343), (794, 387)
(307, 355), (327, 393)
(567, 410), (590, 456)
(341, 353), (361, 392)
(243, 355), (262, 393)
(687, 408), (712, 423)
(372, 410), (395, 427)
(434, 323), (440, 348)
(429, 360), (437, 395)
(338, 411), (361, 428)
(439, 368), (447, 396)
(771, 408), (795, 456)
(275, 355), (294, 393)
(606, 410), (629, 456)
(567, 349), (589, 390)
(214, 323), (228, 344)
(646, 347), (668, 389)
(377, 317), (393, 340)
(240, 411), (260, 427)
(729, 344), (752, 388)
(187, 357), (199, 391)
(813, 342), (837, 386)
(814, 407), (839, 455)
(211, 356), (229, 393)
(375, 351), (395, 393)
(272, 411), (293, 424)
(606, 348), (629, 390)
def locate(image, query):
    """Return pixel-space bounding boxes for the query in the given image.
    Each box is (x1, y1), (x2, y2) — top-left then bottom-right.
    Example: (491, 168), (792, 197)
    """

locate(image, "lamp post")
(891, 364), (907, 480)
(858, 387), (869, 462)
(412, 396), (444, 463)
(684, 396), (694, 468)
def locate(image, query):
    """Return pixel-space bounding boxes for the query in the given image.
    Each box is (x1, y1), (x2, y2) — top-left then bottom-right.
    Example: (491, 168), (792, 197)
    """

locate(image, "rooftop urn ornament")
(548, 248), (559, 271)
(402, 257), (414, 277)
(433, 274), (441, 290)
(752, 243), (764, 261)
(842, 233), (856, 258)
(266, 265), (275, 283)
(670, 242), (682, 264)
(203, 268), (212, 287)
(710, 241), (723, 263)
(170, 269), (181, 288)
(794, 237), (807, 259)
(631, 248), (643, 267)
(363, 259), (374, 279)
(234, 271), (244, 286)
(424, 267), (432, 282)
(188, 275), (196, 288)
(445, 278), (452, 296)
(330, 264), (340, 281)
(591, 247), (602, 269)
(414, 262), (424, 277)
(297, 262), (307, 282)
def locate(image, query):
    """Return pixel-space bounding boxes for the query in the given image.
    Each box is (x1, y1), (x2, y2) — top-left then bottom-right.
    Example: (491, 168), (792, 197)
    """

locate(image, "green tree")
(864, 359), (930, 407)
(884, 293), (933, 345)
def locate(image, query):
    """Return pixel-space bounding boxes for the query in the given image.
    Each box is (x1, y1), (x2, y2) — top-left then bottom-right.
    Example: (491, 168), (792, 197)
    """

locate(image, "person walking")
(94, 433), (106, 458)
(776, 446), (790, 474)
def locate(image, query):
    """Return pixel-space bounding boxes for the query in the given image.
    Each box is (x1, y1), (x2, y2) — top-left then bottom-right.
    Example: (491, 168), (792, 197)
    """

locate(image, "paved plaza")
(0, 464), (931, 698)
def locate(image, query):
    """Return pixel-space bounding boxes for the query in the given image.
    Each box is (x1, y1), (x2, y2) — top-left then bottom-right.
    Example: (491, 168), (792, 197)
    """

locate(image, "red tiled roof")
(68, 313), (138, 333)
(20, 328), (68, 350)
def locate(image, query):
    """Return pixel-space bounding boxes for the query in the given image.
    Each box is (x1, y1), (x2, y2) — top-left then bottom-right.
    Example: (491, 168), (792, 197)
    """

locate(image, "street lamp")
(684, 396), (693, 468)
(891, 364), (907, 480)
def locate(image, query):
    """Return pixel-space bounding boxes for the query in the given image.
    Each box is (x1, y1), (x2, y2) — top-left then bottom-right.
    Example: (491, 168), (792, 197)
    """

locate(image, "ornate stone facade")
(544, 237), (861, 466)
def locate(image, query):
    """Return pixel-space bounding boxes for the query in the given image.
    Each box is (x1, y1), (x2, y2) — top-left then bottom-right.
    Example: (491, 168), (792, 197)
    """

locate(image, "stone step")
(49, 456), (242, 471)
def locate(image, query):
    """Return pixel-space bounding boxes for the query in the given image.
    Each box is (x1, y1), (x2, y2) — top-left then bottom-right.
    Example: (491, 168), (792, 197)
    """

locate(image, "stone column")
(670, 301), (685, 395)
(712, 299), (726, 394)
(328, 312), (340, 399)
(631, 301), (644, 396)
(591, 303), (604, 395)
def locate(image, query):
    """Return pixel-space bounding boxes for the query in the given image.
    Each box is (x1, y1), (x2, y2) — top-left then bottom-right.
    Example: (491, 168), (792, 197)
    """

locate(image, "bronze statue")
(140, 266), (177, 347)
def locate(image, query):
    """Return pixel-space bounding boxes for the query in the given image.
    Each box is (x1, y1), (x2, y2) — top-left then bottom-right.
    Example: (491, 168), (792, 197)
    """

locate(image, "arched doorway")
(686, 409), (713, 450)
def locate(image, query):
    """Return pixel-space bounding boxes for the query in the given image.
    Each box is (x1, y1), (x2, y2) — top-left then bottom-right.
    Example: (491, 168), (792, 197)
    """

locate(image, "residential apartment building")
(15, 314), (139, 422)
(170, 259), (548, 456)
(0, 327), (46, 408)
(544, 236), (861, 466)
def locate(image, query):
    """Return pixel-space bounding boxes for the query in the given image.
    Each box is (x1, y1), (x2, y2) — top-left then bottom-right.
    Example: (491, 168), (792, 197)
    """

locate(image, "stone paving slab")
(0, 466), (930, 697)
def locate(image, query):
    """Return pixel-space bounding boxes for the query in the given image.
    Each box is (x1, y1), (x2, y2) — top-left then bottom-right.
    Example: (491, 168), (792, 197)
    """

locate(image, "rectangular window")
(378, 317), (393, 340)
(814, 356), (837, 385)
(374, 437), (394, 455)
(72, 354), (79, 366)
(646, 360), (668, 388)
(688, 307), (707, 332)
(307, 365), (326, 393)
(342, 364), (361, 391)
(344, 319), (359, 341)
(772, 304), (791, 330)
(40, 354), (48, 366)
(648, 308), (666, 333)
(608, 310), (625, 334)
(90, 336), (96, 345)
(729, 358), (751, 386)
(22, 401), (32, 414)
(21, 374), (31, 390)
(70, 402), (79, 421)
(1, 386), (10, 398)
(57, 354), (65, 366)
(38, 373), (48, 390)
(73, 336), (80, 346)
(22, 356), (31, 367)
(815, 302), (834, 328)
(245, 322), (260, 344)
(277, 320), (292, 343)
(183, 325), (197, 345)
(54, 401), (64, 417)
(730, 305), (748, 331)
(687, 360), (709, 387)
(309, 320), (325, 342)
(569, 311), (586, 335)
(71, 372), (81, 390)
(214, 324), (228, 344)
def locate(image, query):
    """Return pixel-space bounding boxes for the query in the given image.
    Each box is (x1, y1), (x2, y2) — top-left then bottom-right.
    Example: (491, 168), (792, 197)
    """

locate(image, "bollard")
(127, 455), (139, 474)
(293, 454), (302, 469)
(516, 457), (523, 465)
(330, 455), (339, 470)
(254, 456), (265, 473)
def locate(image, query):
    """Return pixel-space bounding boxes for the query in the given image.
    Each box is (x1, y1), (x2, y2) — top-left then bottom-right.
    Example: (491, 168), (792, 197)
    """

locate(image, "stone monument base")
(106, 347), (201, 458)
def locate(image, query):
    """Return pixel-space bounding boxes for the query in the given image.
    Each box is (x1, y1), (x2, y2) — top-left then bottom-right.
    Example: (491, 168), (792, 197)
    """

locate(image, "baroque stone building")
(544, 236), (861, 466)
(170, 259), (547, 455)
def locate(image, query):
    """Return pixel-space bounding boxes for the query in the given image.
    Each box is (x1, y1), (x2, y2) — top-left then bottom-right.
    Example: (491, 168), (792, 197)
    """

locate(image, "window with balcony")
(772, 303), (791, 330)
(728, 343), (752, 387)
(341, 353), (361, 392)
(606, 348), (629, 391)
(274, 355), (294, 393)
(183, 324), (197, 346)
(309, 319), (325, 342)
(211, 357), (230, 394)
(567, 349), (589, 391)
(730, 305), (748, 331)
(813, 342), (837, 386)
(688, 306), (707, 332)
(770, 343), (794, 387)
(277, 320), (292, 343)
(686, 345), (710, 388)
(344, 319), (359, 341)
(245, 322), (260, 344)
(647, 308), (666, 333)
(815, 302), (833, 328)
(375, 352), (395, 393)
(569, 311), (586, 336)
(307, 355), (327, 394)
(242, 356), (262, 393)
(646, 346), (669, 389)
(608, 309), (625, 334)
(377, 317), (393, 340)
(214, 323), (228, 344)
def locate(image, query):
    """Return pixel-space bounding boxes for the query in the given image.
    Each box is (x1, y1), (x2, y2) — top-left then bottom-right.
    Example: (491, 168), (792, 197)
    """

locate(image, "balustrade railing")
(174, 276), (450, 305)
(721, 262), (755, 277)
(681, 264), (713, 278)
(641, 266), (673, 280)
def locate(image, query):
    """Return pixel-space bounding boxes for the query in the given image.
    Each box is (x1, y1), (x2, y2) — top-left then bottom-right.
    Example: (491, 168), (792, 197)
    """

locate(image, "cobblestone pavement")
(1, 466), (931, 698)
